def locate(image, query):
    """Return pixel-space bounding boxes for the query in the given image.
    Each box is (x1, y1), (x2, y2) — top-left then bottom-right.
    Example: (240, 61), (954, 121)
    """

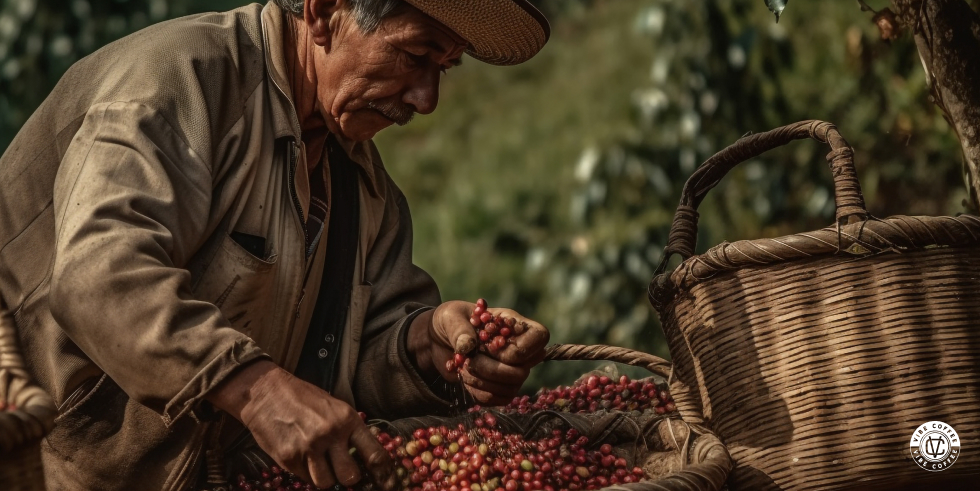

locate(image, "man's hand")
(205, 360), (397, 491)
(407, 301), (550, 405)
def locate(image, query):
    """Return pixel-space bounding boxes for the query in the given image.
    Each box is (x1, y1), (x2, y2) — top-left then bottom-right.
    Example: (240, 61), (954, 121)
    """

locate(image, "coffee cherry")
(503, 374), (676, 415)
(449, 299), (522, 375)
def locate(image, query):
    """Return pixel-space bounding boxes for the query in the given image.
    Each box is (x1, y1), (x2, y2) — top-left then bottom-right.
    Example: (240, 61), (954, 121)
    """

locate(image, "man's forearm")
(204, 358), (282, 423)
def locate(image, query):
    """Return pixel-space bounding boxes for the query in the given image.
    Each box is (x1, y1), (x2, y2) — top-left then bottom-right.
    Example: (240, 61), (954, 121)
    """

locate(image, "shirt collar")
(260, 1), (378, 187)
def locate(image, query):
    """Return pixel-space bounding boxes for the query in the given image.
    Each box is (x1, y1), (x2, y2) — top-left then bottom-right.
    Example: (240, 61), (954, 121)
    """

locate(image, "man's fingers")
(455, 331), (477, 354)
(462, 384), (514, 406)
(444, 302), (479, 354)
(278, 457), (312, 486)
(520, 347), (548, 368)
(465, 353), (528, 385)
(459, 366), (522, 398)
(495, 316), (550, 366)
(327, 444), (362, 488)
(491, 309), (550, 347)
(351, 425), (398, 491)
(306, 453), (337, 490)
(511, 317), (550, 351)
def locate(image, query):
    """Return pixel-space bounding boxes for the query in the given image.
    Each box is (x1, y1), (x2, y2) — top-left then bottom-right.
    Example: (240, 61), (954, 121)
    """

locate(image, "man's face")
(313, 4), (467, 141)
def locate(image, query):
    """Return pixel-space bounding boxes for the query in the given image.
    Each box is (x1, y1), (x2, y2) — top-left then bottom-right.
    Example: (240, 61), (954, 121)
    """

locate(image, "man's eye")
(402, 50), (427, 69)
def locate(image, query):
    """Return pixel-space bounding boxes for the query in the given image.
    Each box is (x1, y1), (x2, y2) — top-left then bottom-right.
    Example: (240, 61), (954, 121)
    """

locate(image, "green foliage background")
(0, 0), (968, 389)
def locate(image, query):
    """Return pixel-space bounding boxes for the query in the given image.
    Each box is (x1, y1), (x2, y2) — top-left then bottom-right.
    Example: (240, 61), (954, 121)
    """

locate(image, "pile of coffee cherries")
(232, 297), (680, 491)
(232, 467), (314, 491)
(233, 410), (647, 491)
(504, 374), (676, 415)
(383, 412), (645, 491)
(447, 299), (525, 373)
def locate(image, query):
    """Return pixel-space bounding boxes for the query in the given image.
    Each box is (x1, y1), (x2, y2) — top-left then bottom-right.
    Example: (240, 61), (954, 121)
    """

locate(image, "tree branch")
(891, 0), (980, 211)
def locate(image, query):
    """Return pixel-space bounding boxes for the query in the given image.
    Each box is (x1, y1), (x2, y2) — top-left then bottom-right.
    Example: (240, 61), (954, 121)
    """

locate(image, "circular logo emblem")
(910, 421), (960, 471)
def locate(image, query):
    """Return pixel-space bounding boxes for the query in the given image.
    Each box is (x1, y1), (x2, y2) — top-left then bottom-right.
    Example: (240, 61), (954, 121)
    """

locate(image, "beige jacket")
(0, 2), (449, 489)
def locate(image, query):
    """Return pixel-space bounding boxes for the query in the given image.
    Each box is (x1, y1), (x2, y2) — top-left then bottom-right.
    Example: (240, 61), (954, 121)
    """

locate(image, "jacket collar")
(260, 1), (300, 141)
(260, 2), (378, 190)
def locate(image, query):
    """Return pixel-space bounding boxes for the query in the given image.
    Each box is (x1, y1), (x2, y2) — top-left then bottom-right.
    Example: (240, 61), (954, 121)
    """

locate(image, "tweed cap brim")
(402, 0), (550, 66)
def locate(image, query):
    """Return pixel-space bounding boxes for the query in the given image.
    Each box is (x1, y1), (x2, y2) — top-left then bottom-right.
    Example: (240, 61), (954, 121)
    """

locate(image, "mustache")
(367, 100), (415, 126)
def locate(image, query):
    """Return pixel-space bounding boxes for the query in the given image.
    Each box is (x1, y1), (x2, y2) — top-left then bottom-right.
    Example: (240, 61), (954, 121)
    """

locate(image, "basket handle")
(543, 344), (672, 381)
(657, 120), (867, 269)
(1, 300), (57, 454)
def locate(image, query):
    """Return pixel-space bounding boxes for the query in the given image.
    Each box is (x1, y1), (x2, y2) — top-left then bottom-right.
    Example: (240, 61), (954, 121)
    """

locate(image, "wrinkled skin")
(206, 1), (551, 490)
(285, 0), (466, 169)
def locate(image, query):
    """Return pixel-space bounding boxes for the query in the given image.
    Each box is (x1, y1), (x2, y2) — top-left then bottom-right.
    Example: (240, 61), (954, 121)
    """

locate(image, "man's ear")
(304, 0), (346, 48)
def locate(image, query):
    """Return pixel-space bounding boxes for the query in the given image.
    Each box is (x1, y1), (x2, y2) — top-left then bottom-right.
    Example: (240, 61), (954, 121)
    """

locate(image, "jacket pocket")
(191, 233), (280, 339)
(229, 232), (267, 260)
(57, 374), (107, 418)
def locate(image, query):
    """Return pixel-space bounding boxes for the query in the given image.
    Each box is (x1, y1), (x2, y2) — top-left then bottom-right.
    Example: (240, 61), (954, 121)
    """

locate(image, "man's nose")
(402, 68), (441, 115)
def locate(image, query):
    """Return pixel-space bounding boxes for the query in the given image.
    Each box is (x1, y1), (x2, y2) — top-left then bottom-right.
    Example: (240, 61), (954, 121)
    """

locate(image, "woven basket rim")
(651, 214), (980, 303)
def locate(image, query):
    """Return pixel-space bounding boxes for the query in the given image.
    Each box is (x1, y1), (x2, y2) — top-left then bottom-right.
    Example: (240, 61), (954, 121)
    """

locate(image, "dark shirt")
(294, 136), (361, 391)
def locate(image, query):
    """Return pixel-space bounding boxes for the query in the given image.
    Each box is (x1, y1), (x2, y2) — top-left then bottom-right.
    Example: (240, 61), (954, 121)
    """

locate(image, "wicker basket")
(1, 302), (57, 491)
(218, 344), (733, 491)
(647, 120), (980, 490)
(541, 344), (732, 491)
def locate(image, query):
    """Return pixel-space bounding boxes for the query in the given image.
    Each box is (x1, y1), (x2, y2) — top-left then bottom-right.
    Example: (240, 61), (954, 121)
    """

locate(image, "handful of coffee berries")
(446, 299), (528, 374)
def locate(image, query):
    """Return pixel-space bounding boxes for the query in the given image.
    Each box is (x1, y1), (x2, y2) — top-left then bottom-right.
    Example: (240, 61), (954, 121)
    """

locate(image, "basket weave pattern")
(1, 304), (57, 491)
(664, 246), (980, 490)
(650, 120), (980, 490)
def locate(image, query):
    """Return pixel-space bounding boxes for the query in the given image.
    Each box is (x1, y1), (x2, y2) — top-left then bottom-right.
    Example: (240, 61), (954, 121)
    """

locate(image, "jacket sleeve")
(352, 178), (453, 419)
(49, 102), (268, 426)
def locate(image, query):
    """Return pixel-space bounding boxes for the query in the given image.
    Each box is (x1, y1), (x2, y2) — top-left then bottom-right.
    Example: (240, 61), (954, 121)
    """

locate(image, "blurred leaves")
(0, 0), (243, 149)
(1, 0), (165, 147)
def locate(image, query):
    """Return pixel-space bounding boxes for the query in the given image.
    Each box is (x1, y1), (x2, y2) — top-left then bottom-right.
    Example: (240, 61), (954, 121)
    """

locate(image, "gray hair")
(274, 0), (402, 32)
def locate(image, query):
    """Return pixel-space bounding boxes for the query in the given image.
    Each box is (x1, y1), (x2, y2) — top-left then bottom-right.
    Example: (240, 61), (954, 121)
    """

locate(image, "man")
(0, 0), (551, 489)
